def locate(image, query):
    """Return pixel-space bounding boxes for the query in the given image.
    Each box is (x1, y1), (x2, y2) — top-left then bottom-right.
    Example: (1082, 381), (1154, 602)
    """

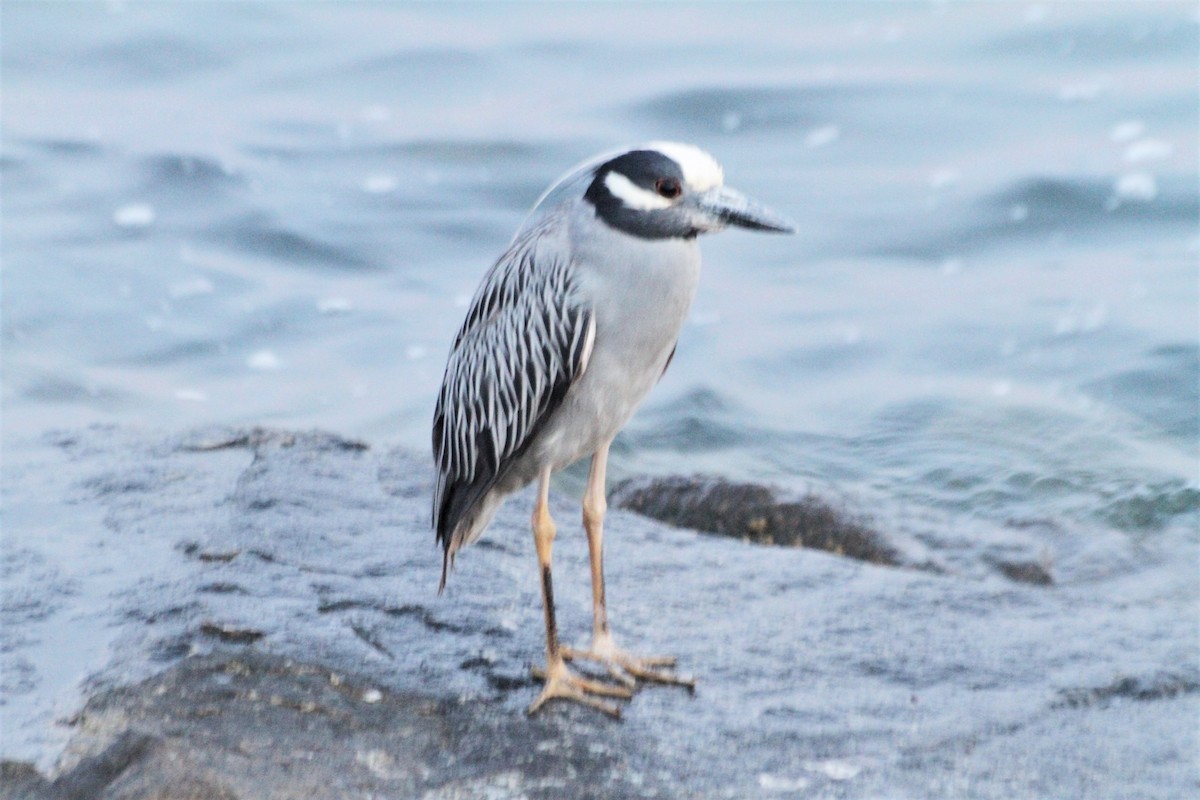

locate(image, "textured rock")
(3, 426), (1197, 799)
(8, 651), (661, 800)
(612, 475), (902, 565)
(613, 474), (1065, 585)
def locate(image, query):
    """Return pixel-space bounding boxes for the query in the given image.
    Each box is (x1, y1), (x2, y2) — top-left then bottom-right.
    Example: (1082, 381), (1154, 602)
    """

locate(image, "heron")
(432, 142), (794, 715)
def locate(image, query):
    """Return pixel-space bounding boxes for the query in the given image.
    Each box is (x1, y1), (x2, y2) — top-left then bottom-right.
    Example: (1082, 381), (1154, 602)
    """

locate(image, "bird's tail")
(436, 493), (503, 594)
(438, 551), (454, 595)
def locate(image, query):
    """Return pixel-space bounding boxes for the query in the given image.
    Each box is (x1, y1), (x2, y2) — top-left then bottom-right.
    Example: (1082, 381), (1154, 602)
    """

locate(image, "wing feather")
(432, 213), (592, 589)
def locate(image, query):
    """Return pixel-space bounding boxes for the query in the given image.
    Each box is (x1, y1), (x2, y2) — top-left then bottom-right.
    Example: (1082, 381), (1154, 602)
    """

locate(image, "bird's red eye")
(655, 177), (682, 199)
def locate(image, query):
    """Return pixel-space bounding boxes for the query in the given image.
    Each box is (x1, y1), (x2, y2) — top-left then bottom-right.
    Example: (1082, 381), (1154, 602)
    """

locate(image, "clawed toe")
(602, 662), (638, 689)
(621, 658), (696, 690)
(563, 642), (696, 692)
(635, 654), (677, 668)
(529, 660), (632, 718)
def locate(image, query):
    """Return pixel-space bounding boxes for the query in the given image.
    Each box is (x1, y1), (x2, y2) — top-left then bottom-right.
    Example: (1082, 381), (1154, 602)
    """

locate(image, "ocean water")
(2, 0), (1198, 771)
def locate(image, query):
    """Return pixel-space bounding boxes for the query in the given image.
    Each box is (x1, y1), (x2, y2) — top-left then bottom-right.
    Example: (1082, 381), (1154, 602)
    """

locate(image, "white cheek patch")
(646, 141), (724, 192)
(604, 171), (673, 210)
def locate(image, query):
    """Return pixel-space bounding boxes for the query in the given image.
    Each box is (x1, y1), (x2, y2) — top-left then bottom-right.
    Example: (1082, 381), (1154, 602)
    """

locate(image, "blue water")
(2, 0), (1198, 769)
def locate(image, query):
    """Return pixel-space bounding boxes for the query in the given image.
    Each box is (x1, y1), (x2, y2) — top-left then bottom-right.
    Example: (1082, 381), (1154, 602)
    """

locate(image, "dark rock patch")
(612, 475), (1063, 585)
(0, 760), (51, 800)
(198, 621), (265, 645)
(1054, 672), (1200, 710)
(5, 651), (668, 800)
(48, 732), (158, 800)
(612, 475), (901, 565)
(987, 556), (1055, 586)
(177, 426), (369, 454)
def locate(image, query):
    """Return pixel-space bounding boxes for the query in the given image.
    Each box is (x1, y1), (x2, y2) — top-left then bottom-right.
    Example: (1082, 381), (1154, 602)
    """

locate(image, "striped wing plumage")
(432, 214), (594, 589)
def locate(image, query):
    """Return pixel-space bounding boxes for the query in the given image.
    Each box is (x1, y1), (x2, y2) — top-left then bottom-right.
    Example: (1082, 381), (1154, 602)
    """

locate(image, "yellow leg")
(527, 467), (632, 717)
(583, 441), (612, 643)
(563, 442), (696, 692)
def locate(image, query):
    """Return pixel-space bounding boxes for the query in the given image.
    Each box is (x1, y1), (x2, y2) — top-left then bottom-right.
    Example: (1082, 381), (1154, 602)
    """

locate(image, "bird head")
(582, 142), (796, 240)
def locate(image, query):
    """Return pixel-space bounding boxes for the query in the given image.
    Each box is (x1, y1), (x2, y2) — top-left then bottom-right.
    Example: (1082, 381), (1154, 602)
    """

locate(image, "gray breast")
(515, 201), (702, 476)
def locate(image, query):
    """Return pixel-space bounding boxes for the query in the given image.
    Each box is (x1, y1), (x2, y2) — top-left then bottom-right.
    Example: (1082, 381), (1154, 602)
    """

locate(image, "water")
(2, 0), (1198, 772)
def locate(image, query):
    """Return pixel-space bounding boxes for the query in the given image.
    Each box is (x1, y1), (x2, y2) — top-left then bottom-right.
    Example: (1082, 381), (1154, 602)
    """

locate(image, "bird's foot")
(563, 632), (696, 692)
(529, 657), (632, 718)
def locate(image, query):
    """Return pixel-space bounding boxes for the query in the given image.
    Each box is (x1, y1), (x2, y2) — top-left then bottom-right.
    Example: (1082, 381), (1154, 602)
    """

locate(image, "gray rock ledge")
(2, 425), (1196, 799)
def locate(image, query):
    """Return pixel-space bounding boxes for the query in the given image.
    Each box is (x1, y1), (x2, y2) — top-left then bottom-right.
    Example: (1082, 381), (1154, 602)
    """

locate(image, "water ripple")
(203, 214), (378, 271)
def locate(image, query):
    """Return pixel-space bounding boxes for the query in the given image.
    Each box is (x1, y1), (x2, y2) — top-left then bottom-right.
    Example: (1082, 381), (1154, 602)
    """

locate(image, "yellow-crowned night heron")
(432, 142), (794, 716)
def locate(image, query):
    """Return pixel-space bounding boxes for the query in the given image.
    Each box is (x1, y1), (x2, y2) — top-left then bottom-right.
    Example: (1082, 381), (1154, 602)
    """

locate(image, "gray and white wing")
(432, 216), (594, 589)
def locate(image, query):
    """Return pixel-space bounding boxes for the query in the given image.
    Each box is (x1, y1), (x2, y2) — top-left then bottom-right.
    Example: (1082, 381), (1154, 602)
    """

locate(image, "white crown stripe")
(645, 141), (724, 192)
(604, 171), (674, 210)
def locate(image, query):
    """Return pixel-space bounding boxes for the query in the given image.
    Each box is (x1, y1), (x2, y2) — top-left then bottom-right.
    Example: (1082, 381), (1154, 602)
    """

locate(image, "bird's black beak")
(693, 186), (796, 234)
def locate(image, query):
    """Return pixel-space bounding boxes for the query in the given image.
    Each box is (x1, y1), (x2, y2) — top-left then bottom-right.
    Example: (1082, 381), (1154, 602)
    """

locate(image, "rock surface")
(2, 426), (1197, 798)
(612, 475), (1059, 585)
(12, 651), (669, 800)
(612, 476), (902, 566)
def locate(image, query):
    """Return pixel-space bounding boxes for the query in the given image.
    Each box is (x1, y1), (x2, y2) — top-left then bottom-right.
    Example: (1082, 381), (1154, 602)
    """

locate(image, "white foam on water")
(1114, 172), (1158, 202)
(805, 125), (840, 149)
(113, 203), (155, 229)
(247, 350), (282, 371)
